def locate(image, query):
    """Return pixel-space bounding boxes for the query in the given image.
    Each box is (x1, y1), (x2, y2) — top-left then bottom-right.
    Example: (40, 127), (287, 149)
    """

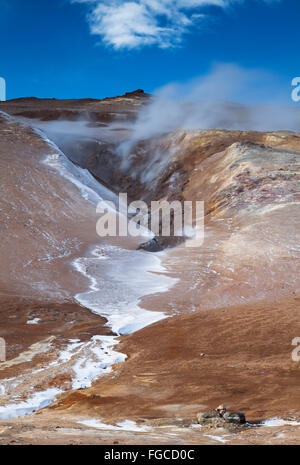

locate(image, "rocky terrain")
(0, 92), (299, 444)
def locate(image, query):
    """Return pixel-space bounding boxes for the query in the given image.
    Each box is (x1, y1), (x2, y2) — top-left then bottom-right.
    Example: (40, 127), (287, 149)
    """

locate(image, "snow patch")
(261, 418), (300, 427)
(71, 336), (126, 390)
(73, 246), (176, 335)
(78, 418), (151, 432)
(26, 318), (41, 325)
(0, 388), (61, 420)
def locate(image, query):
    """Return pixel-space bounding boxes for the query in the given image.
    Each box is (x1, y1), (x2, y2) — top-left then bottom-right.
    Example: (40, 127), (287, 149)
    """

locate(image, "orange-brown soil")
(0, 95), (299, 445)
(80, 296), (300, 423)
(0, 295), (112, 362)
(0, 296), (300, 445)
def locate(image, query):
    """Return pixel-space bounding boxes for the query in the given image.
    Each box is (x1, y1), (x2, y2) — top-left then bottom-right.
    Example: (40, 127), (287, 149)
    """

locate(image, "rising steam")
(117, 63), (300, 160)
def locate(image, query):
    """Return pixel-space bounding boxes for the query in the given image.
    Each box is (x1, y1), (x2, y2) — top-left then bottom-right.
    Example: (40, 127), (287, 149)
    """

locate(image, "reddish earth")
(0, 94), (299, 444)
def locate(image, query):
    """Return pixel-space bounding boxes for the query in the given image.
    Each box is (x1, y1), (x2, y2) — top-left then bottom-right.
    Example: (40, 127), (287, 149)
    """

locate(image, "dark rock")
(196, 412), (222, 426)
(223, 412), (246, 424)
(137, 237), (164, 252)
(125, 89), (144, 95)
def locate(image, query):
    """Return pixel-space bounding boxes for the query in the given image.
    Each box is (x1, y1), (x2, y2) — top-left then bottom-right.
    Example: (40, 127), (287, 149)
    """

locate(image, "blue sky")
(0, 0), (299, 100)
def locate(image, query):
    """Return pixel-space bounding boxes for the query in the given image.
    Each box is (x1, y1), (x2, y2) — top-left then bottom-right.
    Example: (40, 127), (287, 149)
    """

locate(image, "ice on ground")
(26, 318), (41, 325)
(74, 246), (176, 335)
(36, 127), (117, 207)
(0, 388), (61, 420)
(0, 119), (176, 420)
(71, 336), (126, 390)
(204, 434), (229, 443)
(78, 418), (151, 432)
(46, 336), (126, 390)
(261, 418), (300, 427)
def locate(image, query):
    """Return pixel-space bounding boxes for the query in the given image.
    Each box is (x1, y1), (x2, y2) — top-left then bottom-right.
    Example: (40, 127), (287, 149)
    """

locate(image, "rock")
(147, 418), (190, 427)
(137, 237), (163, 252)
(223, 412), (246, 424)
(197, 408), (246, 426)
(196, 412), (222, 426)
(125, 89), (145, 96)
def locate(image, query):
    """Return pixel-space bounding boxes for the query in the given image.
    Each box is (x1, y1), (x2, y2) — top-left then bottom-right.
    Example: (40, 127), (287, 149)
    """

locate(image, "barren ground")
(0, 95), (299, 444)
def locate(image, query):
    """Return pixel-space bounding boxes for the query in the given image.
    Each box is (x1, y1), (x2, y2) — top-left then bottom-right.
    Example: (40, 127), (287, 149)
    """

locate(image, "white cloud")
(72, 0), (279, 50)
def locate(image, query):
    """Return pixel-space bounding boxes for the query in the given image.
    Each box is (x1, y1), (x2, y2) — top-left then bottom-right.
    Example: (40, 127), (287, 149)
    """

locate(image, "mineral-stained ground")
(0, 92), (299, 444)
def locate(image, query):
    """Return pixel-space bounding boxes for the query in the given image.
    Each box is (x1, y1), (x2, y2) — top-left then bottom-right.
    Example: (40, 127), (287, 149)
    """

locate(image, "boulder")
(223, 412), (246, 424)
(137, 237), (163, 252)
(215, 404), (227, 416)
(196, 412), (224, 426)
(197, 408), (246, 426)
